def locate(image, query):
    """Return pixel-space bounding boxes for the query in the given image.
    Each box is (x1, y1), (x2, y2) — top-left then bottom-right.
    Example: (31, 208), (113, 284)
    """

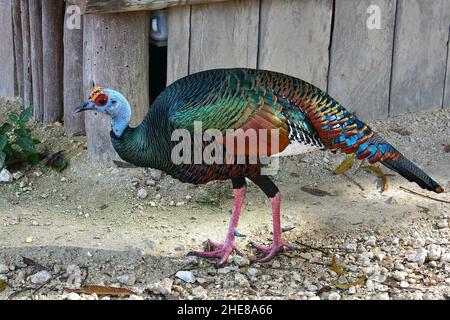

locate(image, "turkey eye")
(95, 94), (108, 106)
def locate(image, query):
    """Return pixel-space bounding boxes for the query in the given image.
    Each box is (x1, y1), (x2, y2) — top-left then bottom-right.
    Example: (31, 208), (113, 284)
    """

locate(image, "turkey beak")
(74, 101), (95, 114)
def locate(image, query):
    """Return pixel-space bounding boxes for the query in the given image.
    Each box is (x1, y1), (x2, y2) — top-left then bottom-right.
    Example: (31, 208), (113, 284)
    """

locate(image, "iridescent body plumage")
(77, 68), (443, 266)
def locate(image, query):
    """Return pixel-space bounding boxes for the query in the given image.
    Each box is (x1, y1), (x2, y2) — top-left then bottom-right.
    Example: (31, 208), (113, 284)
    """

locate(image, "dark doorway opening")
(149, 43), (167, 103)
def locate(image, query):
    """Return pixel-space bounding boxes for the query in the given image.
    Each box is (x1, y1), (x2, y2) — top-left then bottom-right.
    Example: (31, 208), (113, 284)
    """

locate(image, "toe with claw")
(250, 240), (293, 263)
(189, 240), (242, 267)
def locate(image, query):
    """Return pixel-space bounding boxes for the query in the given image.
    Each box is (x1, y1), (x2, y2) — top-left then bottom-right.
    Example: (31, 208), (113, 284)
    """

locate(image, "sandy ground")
(0, 97), (449, 300)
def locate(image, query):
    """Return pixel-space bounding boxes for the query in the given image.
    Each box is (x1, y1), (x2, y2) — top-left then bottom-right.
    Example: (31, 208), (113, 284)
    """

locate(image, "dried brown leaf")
(301, 187), (332, 197)
(334, 155), (356, 175)
(331, 255), (348, 275)
(333, 275), (367, 290)
(68, 285), (135, 297)
(0, 279), (7, 292)
(364, 165), (389, 192)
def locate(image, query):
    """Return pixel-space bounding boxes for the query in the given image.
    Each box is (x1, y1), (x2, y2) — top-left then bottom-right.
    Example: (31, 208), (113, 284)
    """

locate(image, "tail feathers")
(382, 157), (444, 193)
(366, 134), (444, 193)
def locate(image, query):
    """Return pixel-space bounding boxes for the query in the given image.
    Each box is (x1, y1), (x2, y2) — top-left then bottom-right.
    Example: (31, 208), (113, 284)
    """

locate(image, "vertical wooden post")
(83, 12), (150, 163)
(167, 6), (191, 86)
(41, 0), (65, 123)
(29, 0), (44, 121)
(0, 0), (16, 99)
(20, 0), (32, 107)
(12, 0), (23, 100)
(63, 1), (85, 134)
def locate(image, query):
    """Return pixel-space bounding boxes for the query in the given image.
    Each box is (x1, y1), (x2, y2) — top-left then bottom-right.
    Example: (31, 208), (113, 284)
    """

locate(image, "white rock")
(371, 292), (390, 300)
(348, 286), (356, 295)
(440, 253), (450, 263)
(327, 292), (341, 300)
(393, 271), (407, 281)
(408, 250), (428, 264)
(137, 188), (148, 199)
(247, 268), (259, 278)
(234, 273), (250, 287)
(148, 168), (163, 181)
(191, 286), (207, 299)
(232, 256), (250, 267)
(0, 264), (9, 274)
(175, 271), (196, 283)
(29, 271), (52, 285)
(12, 171), (24, 180)
(0, 169), (13, 183)
(345, 243), (357, 252)
(427, 244), (442, 261)
(117, 274), (136, 286)
(217, 266), (236, 274)
(436, 219), (448, 229)
(147, 278), (173, 295)
(128, 295), (144, 300)
(67, 292), (81, 300)
(400, 281), (410, 288)
(364, 236), (377, 247)
(390, 237), (400, 245)
(366, 279), (375, 291)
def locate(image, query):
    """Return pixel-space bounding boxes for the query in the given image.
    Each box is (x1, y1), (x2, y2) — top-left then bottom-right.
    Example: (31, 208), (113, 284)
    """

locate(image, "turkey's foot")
(250, 239), (293, 263)
(188, 239), (242, 267)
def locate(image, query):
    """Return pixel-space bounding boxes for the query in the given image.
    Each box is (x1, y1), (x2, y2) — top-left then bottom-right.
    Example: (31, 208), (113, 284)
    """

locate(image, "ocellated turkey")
(75, 68), (444, 266)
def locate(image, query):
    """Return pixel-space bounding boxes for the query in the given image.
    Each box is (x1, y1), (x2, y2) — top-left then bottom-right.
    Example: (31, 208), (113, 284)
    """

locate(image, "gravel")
(0, 264), (9, 274)
(147, 278), (174, 295)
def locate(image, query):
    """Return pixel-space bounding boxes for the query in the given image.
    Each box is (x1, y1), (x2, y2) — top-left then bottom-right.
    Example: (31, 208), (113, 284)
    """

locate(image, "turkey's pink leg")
(251, 192), (293, 263)
(190, 185), (246, 266)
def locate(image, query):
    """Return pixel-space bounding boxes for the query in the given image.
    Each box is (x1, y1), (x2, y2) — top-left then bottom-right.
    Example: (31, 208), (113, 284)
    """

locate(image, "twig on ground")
(399, 186), (450, 204)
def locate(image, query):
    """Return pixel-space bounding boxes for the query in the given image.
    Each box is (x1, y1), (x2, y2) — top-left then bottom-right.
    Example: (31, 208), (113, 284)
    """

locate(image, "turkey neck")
(111, 102), (173, 170)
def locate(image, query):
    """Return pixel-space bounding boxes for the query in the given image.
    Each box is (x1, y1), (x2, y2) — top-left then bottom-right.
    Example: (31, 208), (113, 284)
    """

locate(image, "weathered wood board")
(328, 0), (396, 120)
(64, 1), (85, 134)
(258, 0), (332, 90)
(0, 0), (16, 98)
(72, 0), (231, 14)
(390, 0), (450, 116)
(83, 12), (150, 163)
(12, 0), (23, 100)
(29, 0), (44, 121)
(189, 0), (259, 73)
(166, 5), (191, 85)
(42, 0), (65, 123)
(444, 30), (450, 109)
(20, 0), (32, 107)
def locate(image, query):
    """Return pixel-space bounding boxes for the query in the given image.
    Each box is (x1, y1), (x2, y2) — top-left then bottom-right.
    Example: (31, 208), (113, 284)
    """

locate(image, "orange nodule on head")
(88, 87), (108, 106)
(436, 186), (445, 193)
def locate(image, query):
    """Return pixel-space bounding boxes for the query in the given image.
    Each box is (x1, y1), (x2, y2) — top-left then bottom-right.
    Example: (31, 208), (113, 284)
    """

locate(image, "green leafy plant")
(0, 106), (41, 169)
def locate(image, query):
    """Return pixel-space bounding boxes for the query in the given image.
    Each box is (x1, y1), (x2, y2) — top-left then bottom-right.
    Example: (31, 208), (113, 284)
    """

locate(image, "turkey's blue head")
(74, 87), (131, 137)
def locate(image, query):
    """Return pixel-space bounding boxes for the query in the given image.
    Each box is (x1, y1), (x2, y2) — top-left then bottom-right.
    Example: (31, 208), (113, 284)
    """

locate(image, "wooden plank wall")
(167, 0), (450, 119)
(328, 0), (396, 120)
(189, 0), (259, 73)
(0, 0), (16, 99)
(390, 0), (450, 116)
(259, 0), (332, 90)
